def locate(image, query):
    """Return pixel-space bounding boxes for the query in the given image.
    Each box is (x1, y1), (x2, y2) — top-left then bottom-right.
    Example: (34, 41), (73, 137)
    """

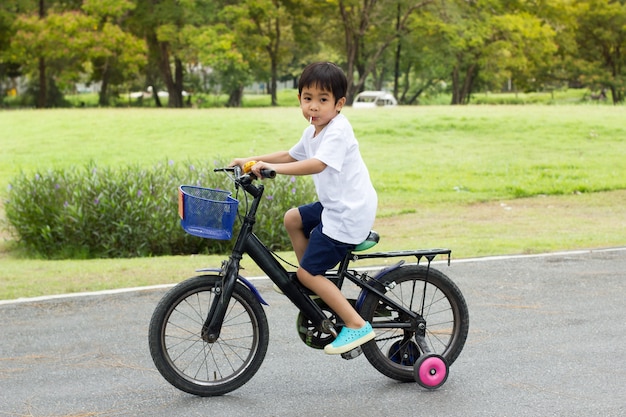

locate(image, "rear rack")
(351, 248), (451, 266)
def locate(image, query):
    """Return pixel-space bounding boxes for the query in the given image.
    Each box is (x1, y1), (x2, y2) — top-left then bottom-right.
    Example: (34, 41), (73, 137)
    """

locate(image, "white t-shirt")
(289, 114), (377, 244)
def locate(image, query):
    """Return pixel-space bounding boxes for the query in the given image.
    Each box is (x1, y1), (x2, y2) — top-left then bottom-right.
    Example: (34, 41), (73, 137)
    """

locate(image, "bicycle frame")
(202, 170), (452, 345)
(202, 172), (335, 342)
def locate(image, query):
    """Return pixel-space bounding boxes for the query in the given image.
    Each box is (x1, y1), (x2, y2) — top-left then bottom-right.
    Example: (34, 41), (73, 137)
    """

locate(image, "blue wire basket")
(178, 186), (239, 240)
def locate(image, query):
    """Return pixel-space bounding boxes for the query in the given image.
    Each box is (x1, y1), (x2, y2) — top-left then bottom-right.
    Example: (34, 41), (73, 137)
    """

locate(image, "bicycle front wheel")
(148, 275), (269, 396)
(360, 265), (469, 382)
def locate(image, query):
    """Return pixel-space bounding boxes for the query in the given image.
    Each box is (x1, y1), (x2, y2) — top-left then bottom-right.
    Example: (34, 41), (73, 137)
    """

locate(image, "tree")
(422, 0), (558, 104)
(483, 12), (557, 92)
(81, 0), (146, 106)
(3, 0), (85, 107)
(3, 0), (616, 108)
(9, 10), (96, 106)
(332, 0), (430, 103)
(0, 1), (33, 99)
(216, 1), (273, 106)
(6, 2), (146, 107)
(397, 9), (453, 104)
(128, 0), (217, 108)
(424, 1), (491, 104)
(187, 22), (253, 107)
(246, 0), (286, 106)
(572, 0), (626, 104)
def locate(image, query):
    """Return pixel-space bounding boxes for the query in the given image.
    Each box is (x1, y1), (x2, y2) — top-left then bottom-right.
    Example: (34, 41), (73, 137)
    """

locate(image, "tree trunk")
(461, 64), (477, 104)
(270, 60), (278, 106)
(37, 57), (46, 108)
(609, 85), (623, 104)
(37, 0), (46, 108)
(152, 88), (162, 107)
(451, 65), (460, 105)
(451, 60), (477, 105)
(393, 3), (401, 101)
(269, 15), (279, 106)
(98, 60), (110, 106)
(98, 74), (109, 106)
(226, 85), (244, 107)
(171, 58), (184, 107)
(153, 38), (184, 108)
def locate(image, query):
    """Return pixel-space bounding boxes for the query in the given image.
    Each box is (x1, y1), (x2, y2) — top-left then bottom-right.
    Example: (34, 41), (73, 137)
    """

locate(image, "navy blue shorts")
(298, 202), (355, 276)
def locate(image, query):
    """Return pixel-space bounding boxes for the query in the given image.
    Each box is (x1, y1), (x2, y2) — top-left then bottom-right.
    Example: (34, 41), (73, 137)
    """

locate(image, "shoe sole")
(324, 330), (376, 355)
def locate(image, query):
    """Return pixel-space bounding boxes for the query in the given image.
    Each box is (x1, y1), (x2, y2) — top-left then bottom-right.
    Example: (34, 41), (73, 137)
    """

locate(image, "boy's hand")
(229, 158), (249, 168)
(249, 161), (276, 179)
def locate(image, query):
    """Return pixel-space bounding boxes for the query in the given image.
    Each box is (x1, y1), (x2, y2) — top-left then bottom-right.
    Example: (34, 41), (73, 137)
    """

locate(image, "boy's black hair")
(298, 62), (347, 103)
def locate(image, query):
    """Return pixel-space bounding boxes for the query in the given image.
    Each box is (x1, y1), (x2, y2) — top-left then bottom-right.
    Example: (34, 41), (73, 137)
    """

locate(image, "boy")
(230, 62), (377, 354)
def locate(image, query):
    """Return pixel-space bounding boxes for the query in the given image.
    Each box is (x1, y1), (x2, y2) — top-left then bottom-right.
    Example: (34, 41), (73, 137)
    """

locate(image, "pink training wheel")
(414, 354), (449, 389)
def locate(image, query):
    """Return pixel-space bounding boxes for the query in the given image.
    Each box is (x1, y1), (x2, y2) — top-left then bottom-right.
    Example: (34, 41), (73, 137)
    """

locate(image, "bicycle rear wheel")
(360, 265), (469, 382)
(148, 275), (269, 396)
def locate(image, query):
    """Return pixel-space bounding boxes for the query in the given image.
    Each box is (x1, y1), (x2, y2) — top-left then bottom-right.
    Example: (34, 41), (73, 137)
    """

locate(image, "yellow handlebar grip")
(243, 161), (256, 174)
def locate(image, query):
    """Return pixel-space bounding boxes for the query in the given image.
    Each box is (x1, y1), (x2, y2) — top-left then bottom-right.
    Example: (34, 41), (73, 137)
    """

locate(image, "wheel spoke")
(360, 265), (468, 383)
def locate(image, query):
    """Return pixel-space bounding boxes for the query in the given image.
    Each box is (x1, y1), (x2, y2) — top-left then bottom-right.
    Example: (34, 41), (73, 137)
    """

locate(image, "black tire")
(148, 275), (269, 396)
(360, 265), (469, 382)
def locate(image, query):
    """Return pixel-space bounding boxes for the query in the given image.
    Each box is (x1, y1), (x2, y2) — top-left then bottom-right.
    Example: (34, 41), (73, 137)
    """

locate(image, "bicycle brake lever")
(238, 174), (254, 185)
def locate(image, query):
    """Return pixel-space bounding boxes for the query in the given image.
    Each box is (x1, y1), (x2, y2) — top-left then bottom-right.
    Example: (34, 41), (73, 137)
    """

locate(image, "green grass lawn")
(3, 105), (624, 203)
(1, 104), (625, 300)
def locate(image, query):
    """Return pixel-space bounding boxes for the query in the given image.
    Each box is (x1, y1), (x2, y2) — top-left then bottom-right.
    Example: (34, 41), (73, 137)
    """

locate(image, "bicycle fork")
(201, 255), (241, 343)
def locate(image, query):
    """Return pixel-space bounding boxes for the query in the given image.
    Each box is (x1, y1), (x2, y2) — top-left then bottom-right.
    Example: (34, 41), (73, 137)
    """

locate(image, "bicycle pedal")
(340, 346), (363, 360)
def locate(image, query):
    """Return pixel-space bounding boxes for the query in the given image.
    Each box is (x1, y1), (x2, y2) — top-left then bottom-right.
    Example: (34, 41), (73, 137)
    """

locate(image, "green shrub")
(3, 160), (316, 259)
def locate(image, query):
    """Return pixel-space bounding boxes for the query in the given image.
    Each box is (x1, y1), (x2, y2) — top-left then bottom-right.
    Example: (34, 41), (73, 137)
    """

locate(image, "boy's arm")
(252, 158), (326, 177)
(230, 151), (295, 167)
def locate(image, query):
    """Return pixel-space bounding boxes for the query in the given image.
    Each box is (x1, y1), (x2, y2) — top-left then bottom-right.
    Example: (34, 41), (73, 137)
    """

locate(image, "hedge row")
(2, 160), (316, 259)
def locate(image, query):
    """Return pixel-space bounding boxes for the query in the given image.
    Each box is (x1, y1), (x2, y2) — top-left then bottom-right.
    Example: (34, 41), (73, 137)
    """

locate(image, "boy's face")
(299, 84), (346, 133)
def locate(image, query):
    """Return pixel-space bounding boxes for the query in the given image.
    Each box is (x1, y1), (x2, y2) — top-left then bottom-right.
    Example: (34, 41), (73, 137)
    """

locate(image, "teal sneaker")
(324, 322), (375, 355)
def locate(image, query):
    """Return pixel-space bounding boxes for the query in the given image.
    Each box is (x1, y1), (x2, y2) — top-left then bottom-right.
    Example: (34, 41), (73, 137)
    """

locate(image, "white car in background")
(352, 91), (398, 108)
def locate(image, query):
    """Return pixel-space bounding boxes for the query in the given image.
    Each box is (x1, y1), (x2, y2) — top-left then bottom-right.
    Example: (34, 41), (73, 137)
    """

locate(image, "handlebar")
(259, 169), (276, 179)
(242, 160), (276, 179)
(213, 164), (273, 200)
(213, 165), (276, 181)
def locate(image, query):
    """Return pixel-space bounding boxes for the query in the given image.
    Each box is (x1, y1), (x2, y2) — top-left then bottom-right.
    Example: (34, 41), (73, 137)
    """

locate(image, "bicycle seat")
(354, 231), (379, 252)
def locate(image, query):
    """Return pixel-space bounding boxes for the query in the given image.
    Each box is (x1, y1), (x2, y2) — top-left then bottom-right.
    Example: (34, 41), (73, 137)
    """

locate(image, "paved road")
(1, 248), (625, 416)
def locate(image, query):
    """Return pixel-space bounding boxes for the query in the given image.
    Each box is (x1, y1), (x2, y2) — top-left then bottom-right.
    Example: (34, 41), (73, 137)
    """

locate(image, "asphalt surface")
(1, 248), (625, 416)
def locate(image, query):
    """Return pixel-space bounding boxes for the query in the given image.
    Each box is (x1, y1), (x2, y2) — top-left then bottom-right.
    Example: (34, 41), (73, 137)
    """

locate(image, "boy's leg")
(296, 267), (365, 329)
(298, 267), (375, 355)
(284, 202), (323, 264)
(284, 208), (307, 263)
(297, 226), (375, 355)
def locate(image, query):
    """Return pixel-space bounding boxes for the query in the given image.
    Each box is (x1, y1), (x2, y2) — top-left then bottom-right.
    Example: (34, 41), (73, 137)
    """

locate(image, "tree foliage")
(1, 0), (625, 107)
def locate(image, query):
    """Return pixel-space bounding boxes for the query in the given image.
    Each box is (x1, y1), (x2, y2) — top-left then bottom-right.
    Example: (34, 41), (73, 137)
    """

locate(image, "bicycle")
(148, 165), (469, 396)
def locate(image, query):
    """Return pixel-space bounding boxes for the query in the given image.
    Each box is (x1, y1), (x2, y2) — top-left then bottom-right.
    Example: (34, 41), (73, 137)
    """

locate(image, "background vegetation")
(4, 105), (624, 210)
(1, 0), (625, 108)
(1, 1), (625, 300)
(1, 105), (625, 300)
(4, 160), (316, 258)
